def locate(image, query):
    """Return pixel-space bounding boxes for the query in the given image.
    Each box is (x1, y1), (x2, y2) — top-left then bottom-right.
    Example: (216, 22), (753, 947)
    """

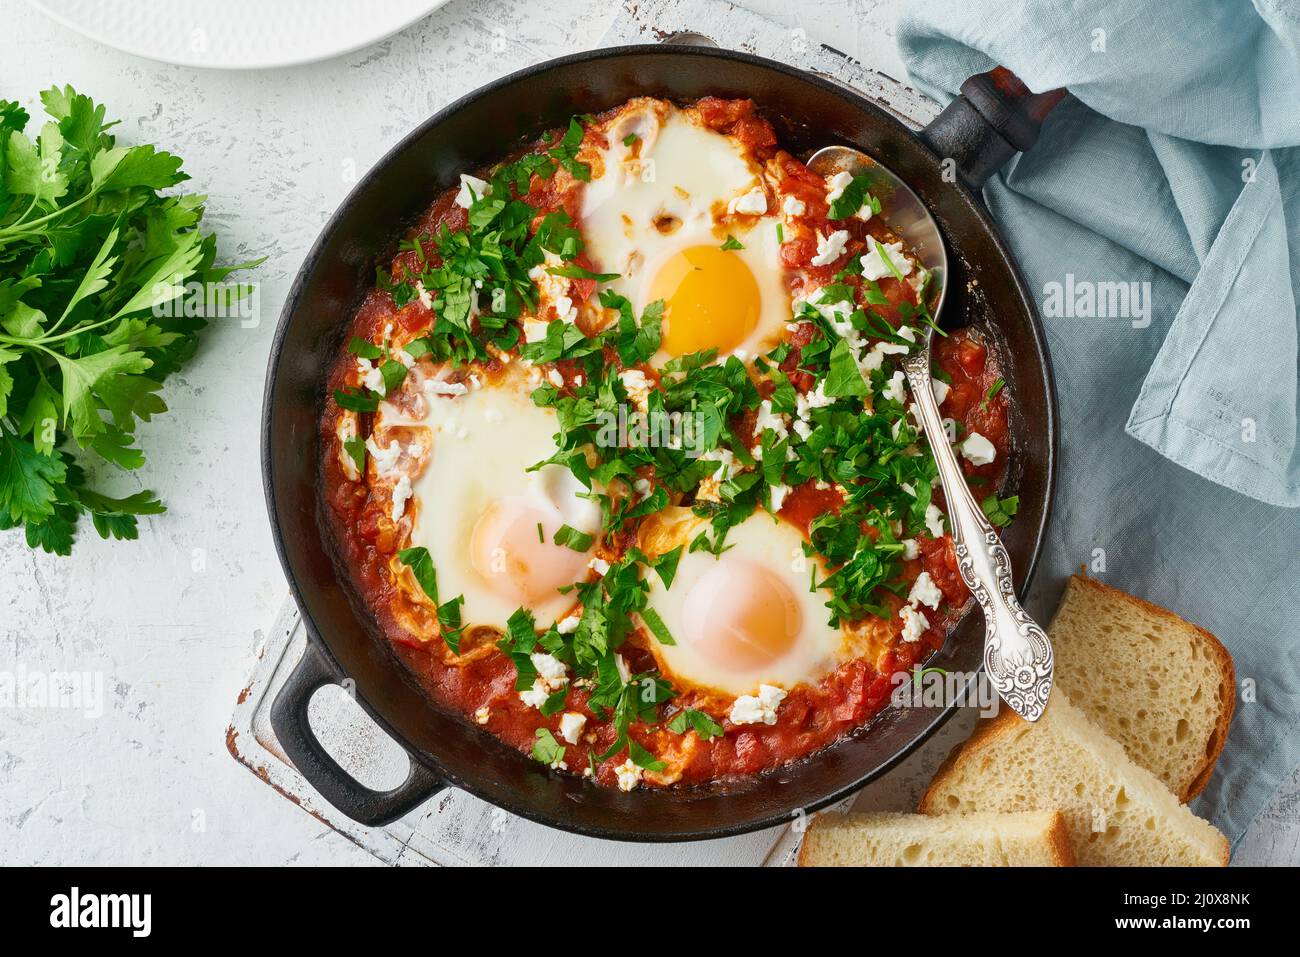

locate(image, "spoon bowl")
(807, 144), (949, 318)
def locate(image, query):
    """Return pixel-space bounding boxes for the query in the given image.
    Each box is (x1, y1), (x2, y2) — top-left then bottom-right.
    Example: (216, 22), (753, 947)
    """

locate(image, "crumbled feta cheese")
(855, 202), (874, 222)
(924, 502), (946, 538)
(556, 614), (581, 635)
(620, 368), (652, 410)
(883, 370), (908, 404)
(896, 325), (917, 343)
(415, 281), (434, 310)
(547, 368), (565, 389)
(900, 481), (917, 499)
(702, 447), (737, 480)
(336, 416), (360, 480)
(454, 173), (490, 208)
(518, 683), (549, 709)
(355, 357), (386, 395)
(553, 295), (578, 323)
(558, 712), (587, 745)
(390, 475), (412, 522)
(522, 319), (549, 343)
(859, 346), (886, 375)
(729, 684), (787, 726)
(876, 340), (911, 356)
(366, 437), (402, 475)
(729, 187), (767, 215)
(797, 379), (835, 415)
(588, 557), (610, 576)
(961, 431), (997, 466)
(518, 653), (569, 711)
(425, 378), (469, 397)
(782, 194), (807, 217)
(530, 653), (569, 691)
(931, 378), (950, 405)
(908, 570), (943, 610)
(769, 483), (791, 512)
(474, 706), (490, 725)
(901, 538), (920, 561)
(633, 477), (652, 499)
(811, 229), (851, 267)
(614, 758), (643, 792)
(824, 170), (854, 203)
(860, 240), (914, 281)
(755, 399), (790, 441)
(899, 604), (929, 643)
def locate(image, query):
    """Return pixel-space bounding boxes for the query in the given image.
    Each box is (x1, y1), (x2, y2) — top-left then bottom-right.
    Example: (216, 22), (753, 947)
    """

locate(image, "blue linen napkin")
(898, 0), (1300, 848)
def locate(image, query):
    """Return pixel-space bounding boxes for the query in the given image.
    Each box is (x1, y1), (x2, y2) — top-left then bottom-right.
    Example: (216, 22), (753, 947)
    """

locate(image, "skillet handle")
(270, 637), (446, 827)
(920, 67), (1067, 191)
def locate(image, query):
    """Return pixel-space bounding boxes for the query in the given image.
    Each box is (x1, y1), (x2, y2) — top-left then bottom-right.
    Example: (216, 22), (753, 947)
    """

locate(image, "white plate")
(27, 0), (450, 69)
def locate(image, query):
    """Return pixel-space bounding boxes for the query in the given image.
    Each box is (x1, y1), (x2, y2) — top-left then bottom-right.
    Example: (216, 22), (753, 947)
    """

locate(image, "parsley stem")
(0, 189), (99, 246)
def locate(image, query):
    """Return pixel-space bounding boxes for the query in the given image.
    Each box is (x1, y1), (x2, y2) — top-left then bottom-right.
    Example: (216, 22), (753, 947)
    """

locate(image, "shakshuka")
(320, 97), (1013, 792)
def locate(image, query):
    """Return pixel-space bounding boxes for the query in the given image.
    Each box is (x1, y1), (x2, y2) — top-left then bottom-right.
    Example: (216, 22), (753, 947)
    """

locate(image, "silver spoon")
(808, 145), (1054, 722)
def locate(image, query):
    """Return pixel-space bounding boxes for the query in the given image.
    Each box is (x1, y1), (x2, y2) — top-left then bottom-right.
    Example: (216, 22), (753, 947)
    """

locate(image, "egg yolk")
(681, 560), (803, 670)
(470, 500), (590, 605)
(650, 244), (760, 357)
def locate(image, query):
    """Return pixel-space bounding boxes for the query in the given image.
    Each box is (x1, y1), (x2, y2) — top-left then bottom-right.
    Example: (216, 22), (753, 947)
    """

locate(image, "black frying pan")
(262, 45), (1060, 840)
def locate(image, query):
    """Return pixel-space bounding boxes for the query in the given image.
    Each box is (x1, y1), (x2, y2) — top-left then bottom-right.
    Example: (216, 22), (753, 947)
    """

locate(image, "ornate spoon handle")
(902, 351), (1054, 721)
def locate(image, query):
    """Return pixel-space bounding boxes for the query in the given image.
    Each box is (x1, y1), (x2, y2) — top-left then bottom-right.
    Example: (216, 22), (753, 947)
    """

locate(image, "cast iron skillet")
(262, 45), (1060, 840)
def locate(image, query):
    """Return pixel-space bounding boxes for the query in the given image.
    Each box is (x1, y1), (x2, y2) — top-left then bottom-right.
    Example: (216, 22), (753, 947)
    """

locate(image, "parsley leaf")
(531, 728), (566, 766)
(0, 86), (259, 554)
(547, 117), (592, 182)
(666, 707), (724, 741)
(823, 339), (869, 397)
(552, 523), (594, 552)
(640, 606), (676, 645)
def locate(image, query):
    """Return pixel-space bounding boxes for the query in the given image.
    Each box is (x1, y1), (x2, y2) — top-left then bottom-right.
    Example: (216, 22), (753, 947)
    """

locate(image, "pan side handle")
(920, 67), (1068, 191)
(270, 637), (446, 827)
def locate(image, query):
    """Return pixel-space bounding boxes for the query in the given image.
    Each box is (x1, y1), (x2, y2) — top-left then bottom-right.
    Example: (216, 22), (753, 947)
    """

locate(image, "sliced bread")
(919, 690), (1229, 866)
(798, 810), (1074, 866)
(1048, 575), (1234, 801)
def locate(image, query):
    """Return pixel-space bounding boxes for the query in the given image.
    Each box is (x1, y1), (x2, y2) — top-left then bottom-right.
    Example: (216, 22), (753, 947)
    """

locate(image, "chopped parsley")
(532, 728), (566, 766)
(982, 376), (1005, 410)
(342, 436), (366, 474)
(827, 173), (882, 221)
(667, 707), (725, 741)
(552, 523), (594, 552)
(981, 493), (1019, 527)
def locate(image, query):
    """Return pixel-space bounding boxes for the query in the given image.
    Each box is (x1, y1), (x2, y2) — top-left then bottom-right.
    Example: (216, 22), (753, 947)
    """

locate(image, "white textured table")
(1, 0), (1294, 866)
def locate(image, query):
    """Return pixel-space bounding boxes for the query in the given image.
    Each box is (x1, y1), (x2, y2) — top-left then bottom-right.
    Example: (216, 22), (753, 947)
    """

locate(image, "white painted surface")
(1, 0), (1294, 866)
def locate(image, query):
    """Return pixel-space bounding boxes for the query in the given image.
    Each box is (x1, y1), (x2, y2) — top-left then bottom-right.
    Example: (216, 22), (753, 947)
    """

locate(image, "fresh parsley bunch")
(0, 87), (255, 555)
